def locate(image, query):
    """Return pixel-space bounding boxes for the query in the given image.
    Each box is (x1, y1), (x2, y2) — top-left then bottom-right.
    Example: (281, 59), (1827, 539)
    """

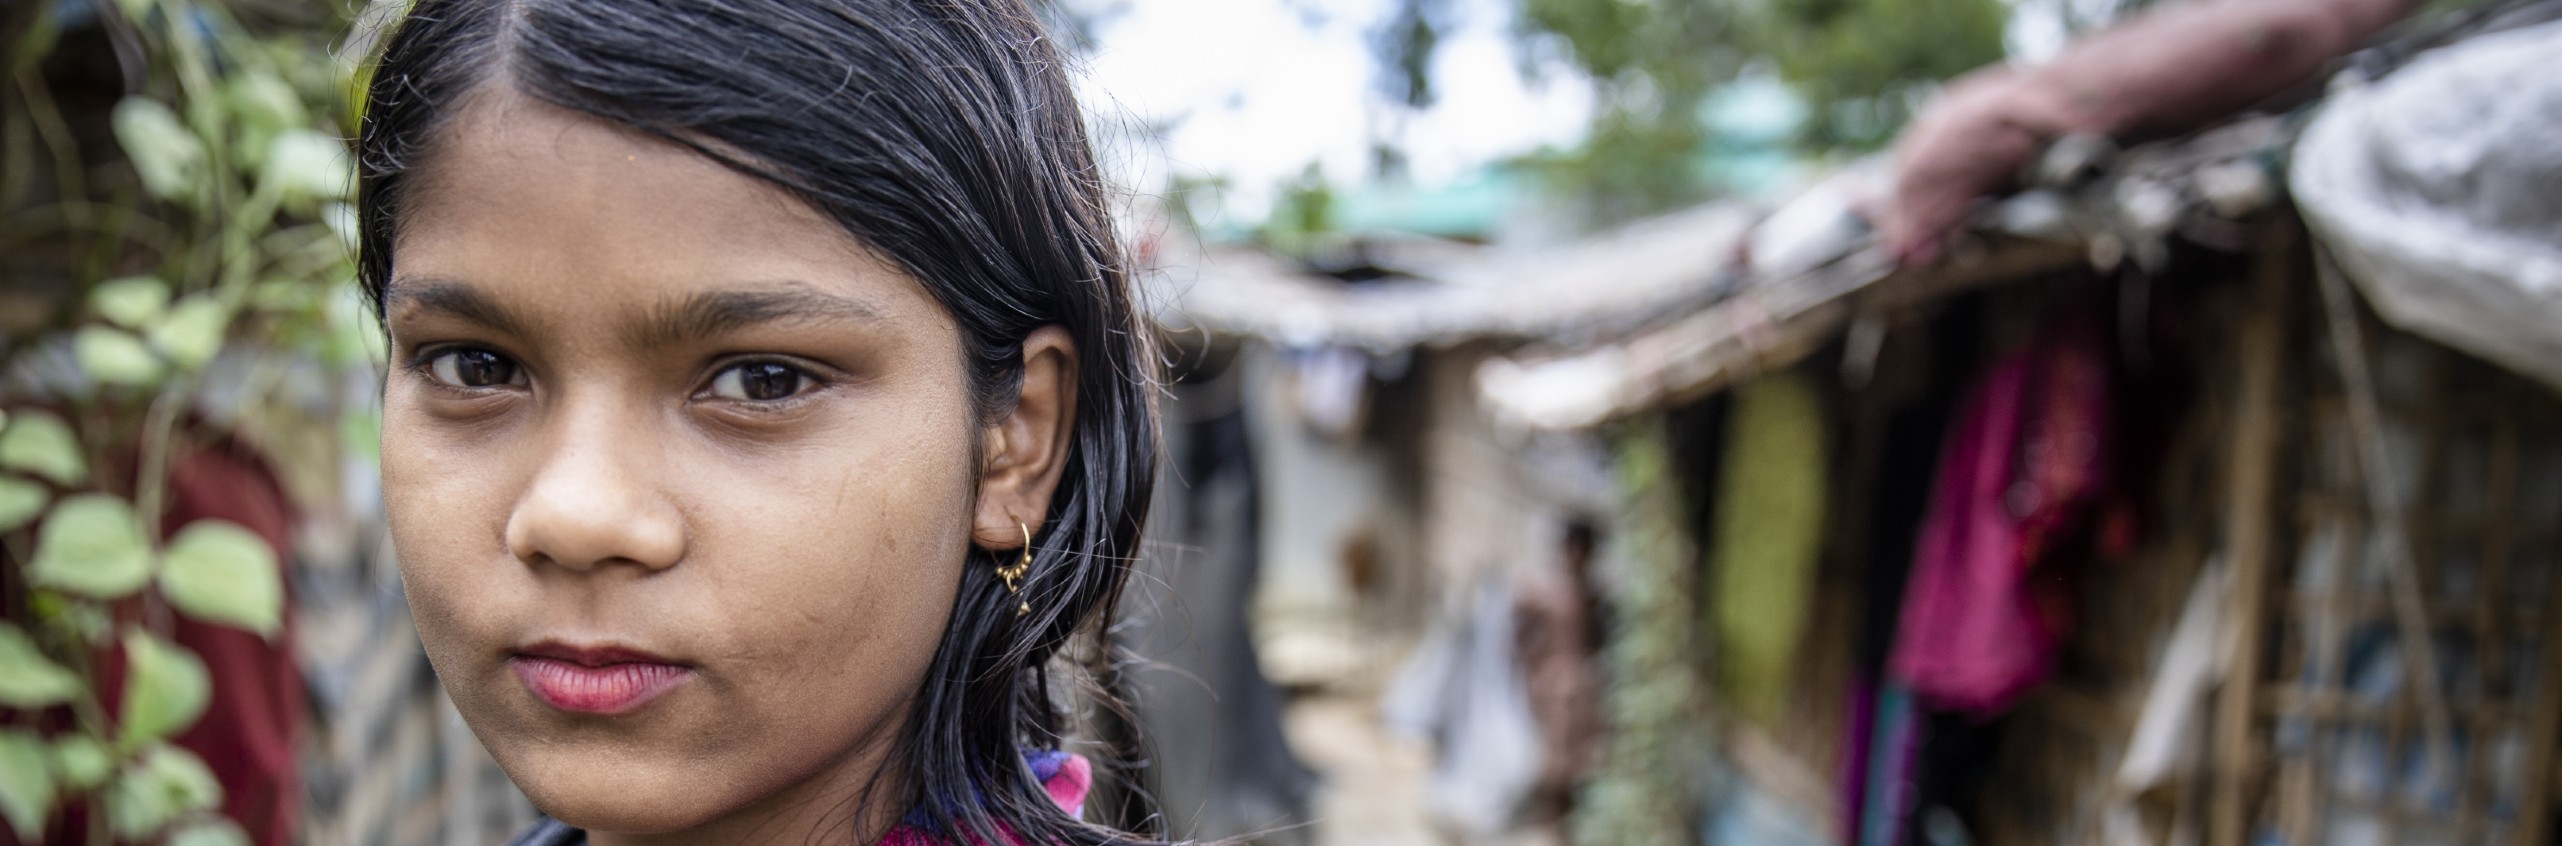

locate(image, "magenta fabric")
(875, 753), (1094, 846)
(1887, 318), (2114, 715)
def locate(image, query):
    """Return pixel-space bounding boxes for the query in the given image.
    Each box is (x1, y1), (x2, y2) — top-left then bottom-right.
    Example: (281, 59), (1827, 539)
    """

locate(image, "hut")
(1453, 5), (2562, 846)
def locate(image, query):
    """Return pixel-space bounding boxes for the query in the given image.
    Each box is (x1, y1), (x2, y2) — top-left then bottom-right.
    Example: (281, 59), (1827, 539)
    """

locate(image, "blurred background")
(7, 0), (2562, 843)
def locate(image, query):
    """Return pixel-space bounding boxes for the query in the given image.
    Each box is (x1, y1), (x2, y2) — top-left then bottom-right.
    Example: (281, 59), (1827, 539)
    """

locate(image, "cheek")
(686, 433), (978, 676)
(378, 389), (524, 685)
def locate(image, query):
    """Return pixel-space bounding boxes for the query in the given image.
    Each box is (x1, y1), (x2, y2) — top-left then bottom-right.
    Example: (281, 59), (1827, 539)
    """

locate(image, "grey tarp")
(2292, 17), (2562, 392)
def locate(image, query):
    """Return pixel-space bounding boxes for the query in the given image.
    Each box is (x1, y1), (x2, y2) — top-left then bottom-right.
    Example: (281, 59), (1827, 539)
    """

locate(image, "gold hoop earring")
(997, 522), (1032, 617)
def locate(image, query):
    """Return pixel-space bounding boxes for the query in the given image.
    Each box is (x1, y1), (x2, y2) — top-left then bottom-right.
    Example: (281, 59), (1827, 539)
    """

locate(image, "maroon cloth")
(1887, 317), (2114, 715)
(0, 435), (303, 846)
(162, 439), (305, 846)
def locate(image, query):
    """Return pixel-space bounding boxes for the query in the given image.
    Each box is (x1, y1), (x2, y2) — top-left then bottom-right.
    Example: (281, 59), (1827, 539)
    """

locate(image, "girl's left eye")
(707, 362), (813, 402)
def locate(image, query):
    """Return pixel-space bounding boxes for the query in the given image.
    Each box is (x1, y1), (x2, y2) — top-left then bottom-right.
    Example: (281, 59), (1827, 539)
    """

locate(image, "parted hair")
(355, 0), (1161, 842)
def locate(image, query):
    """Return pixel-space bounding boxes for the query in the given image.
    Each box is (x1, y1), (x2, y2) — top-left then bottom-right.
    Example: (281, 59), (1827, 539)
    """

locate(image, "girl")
(354, 1), (1159, 844)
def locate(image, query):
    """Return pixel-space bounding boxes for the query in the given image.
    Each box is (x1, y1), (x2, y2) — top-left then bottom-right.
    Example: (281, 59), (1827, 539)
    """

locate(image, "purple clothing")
(1888, 315), (2115, 715)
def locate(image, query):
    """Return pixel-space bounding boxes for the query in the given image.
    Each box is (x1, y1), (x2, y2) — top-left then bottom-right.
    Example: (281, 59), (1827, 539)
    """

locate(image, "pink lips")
(509, 642), (692, 715)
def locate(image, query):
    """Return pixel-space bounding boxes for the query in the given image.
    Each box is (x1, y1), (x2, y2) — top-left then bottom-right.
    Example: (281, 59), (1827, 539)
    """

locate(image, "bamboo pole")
(2209, 222), (2296, 846)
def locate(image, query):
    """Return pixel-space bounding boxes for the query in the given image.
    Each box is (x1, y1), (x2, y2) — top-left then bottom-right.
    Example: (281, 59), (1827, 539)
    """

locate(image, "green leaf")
(0, 730), (54, 843)
(91, 276), (172, 329)
(325, 287), (387, 368)
(112, 98), (205, 202)
(149, 295), (230, 372)
(224, 71), (306, 138)
(107, 744), (222, 840)
(31, 593), (113, 647)
(262, 129), (352, 202)
(321, 201), (358, 252)
(110, 0), (153, 24)
(0, 475), (46, 533)
(140, 745), (220, 814)
(160, 520), (282, 638)
(250, 280), (310, 314)
(75, 326), (166, 387)
(0, 411), (86, 487)
(0, 622), (79, 708)
(29, 495), (152, 600)
(169, 817), (252, 846)
(48, 735), (110, 792)
(119, 634), (210, 751)
(104, 765), (169, 840)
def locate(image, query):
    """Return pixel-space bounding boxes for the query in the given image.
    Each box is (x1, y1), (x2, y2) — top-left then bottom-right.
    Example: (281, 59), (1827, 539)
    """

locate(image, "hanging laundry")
(1382, 579), (1546, 836)
(2104, 556), (2230, 846)
(1889, 306), (2122, 716)
(1705, 370), (1831, 723)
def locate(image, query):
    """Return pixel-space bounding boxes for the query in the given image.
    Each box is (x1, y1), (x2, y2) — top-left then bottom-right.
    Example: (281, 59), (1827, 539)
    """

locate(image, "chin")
(506, 751), (726, 834)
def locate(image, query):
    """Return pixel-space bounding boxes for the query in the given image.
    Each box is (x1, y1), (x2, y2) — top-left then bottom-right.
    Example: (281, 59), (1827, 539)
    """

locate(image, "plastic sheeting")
(2292, 18), (2562, 393)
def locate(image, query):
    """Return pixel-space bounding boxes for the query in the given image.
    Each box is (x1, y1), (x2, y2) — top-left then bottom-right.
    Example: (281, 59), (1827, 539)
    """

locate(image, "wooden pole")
(2514, 424), (2562, 845)
(2209, 222), (2295, 846)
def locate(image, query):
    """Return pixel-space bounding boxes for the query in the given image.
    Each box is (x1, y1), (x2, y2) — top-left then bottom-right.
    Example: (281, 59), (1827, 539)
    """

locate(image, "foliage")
(1512, 0), (1742, 222)
(0, 0), (362, 840)
(1367, 0), (2005, 224)
(1569, 420), (1714, 846)
(1373, 0), (1453, 111)
(1758, 0), (2010, 149)
(1256, 163), (1338, 256)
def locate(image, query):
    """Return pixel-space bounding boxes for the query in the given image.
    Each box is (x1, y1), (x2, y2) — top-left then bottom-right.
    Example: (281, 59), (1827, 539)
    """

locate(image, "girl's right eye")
(424, 349), (525, 389)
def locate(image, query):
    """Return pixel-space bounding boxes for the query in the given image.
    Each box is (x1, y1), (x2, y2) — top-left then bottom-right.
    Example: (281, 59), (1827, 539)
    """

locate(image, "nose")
(504, 421), (687, 573)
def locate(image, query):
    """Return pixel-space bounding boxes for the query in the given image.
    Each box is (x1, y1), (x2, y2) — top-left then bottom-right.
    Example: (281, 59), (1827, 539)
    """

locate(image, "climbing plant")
(0, 0), (367, 842)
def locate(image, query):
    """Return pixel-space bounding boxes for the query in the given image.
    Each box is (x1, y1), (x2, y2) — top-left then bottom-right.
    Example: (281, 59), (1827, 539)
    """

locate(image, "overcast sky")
(1070, 0), (1595, 221)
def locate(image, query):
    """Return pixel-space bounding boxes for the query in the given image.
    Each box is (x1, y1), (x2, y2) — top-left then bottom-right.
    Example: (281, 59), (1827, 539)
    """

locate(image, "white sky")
(1070, 0), (1595, 222)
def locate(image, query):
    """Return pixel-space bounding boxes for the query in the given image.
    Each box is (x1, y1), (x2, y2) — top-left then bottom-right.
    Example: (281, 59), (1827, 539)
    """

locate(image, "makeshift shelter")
(1448, 6), (2562, 846)
(1125, 197), (1764, 839)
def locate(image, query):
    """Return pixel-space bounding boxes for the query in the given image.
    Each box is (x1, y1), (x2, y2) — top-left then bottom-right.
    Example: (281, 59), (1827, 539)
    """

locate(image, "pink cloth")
(1888, 317), (2115, 715)
(876, 753), (1093, 846)
(1040, 753), (1092, 821)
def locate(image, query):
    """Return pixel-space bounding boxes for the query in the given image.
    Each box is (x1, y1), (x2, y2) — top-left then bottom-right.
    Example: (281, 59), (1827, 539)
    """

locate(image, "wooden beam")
(2209, 221), (2296, 846)
(2513, 447), (2562, 845)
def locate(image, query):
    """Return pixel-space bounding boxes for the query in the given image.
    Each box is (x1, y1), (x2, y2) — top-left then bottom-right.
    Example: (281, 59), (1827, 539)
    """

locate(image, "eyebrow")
(383, 277), (532, 339)
(629, 284), (886, 349)
(383, 277), (887, 349)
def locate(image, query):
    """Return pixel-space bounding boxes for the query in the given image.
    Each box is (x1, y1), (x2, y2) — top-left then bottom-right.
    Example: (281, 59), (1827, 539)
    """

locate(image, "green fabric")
(1707, 371), (1829, 724)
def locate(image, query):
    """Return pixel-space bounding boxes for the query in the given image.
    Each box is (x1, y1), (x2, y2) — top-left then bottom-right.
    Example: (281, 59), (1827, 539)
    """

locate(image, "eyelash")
(413, 347), (526, 392)
(408, 347), (824, 405)
(699, 358), (823, 404)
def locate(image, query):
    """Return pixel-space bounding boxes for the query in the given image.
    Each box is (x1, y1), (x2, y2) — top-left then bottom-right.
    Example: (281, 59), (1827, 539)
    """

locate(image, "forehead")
(389, 88), (937, 325)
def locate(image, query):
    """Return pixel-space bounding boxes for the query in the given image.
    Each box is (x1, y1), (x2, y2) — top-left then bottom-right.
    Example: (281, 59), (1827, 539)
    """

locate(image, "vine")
(0, 0), (367, 842)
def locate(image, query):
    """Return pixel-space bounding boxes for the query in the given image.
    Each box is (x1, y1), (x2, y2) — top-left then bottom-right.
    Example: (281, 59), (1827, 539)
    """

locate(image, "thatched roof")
(1138, 203), (1756, 354)
(1478, 114), (2298, 430)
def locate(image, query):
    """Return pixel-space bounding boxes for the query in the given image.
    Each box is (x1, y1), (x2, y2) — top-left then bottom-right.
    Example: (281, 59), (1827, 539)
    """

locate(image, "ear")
(973, 326), (1079, 549)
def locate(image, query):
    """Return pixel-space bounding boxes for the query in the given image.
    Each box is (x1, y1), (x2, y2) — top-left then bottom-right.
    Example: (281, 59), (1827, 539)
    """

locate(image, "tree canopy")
(1375, 0), (2009, 224)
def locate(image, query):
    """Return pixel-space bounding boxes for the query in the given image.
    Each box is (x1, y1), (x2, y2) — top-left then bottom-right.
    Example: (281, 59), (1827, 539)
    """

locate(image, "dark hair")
(355, 1), (1161, 843)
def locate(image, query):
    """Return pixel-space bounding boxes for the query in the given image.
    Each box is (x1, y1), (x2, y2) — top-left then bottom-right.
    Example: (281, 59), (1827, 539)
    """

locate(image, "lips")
(509, 641), (693, 715)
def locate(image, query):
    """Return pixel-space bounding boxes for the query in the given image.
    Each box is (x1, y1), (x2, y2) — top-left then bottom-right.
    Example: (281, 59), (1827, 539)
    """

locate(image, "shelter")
(1131, 4), (2562, 845)
(1455, 7), (2562, 846)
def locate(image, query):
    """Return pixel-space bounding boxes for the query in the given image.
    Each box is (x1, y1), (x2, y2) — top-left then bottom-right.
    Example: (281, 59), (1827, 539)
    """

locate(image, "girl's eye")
(708, 362), (810, 402)
(426, 349), (524, 389)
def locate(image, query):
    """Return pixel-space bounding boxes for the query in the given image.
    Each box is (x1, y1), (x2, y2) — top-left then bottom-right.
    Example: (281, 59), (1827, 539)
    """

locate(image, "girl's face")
(379, 92), (1071, 843)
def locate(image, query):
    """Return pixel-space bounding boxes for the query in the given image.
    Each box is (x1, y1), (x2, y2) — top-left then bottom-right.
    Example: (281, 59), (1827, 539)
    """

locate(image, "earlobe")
(972, 326), (1079, 549)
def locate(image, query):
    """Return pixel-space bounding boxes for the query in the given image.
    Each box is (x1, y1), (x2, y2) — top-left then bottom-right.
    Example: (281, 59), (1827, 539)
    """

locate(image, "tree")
(1371, 0), (2008, 225)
